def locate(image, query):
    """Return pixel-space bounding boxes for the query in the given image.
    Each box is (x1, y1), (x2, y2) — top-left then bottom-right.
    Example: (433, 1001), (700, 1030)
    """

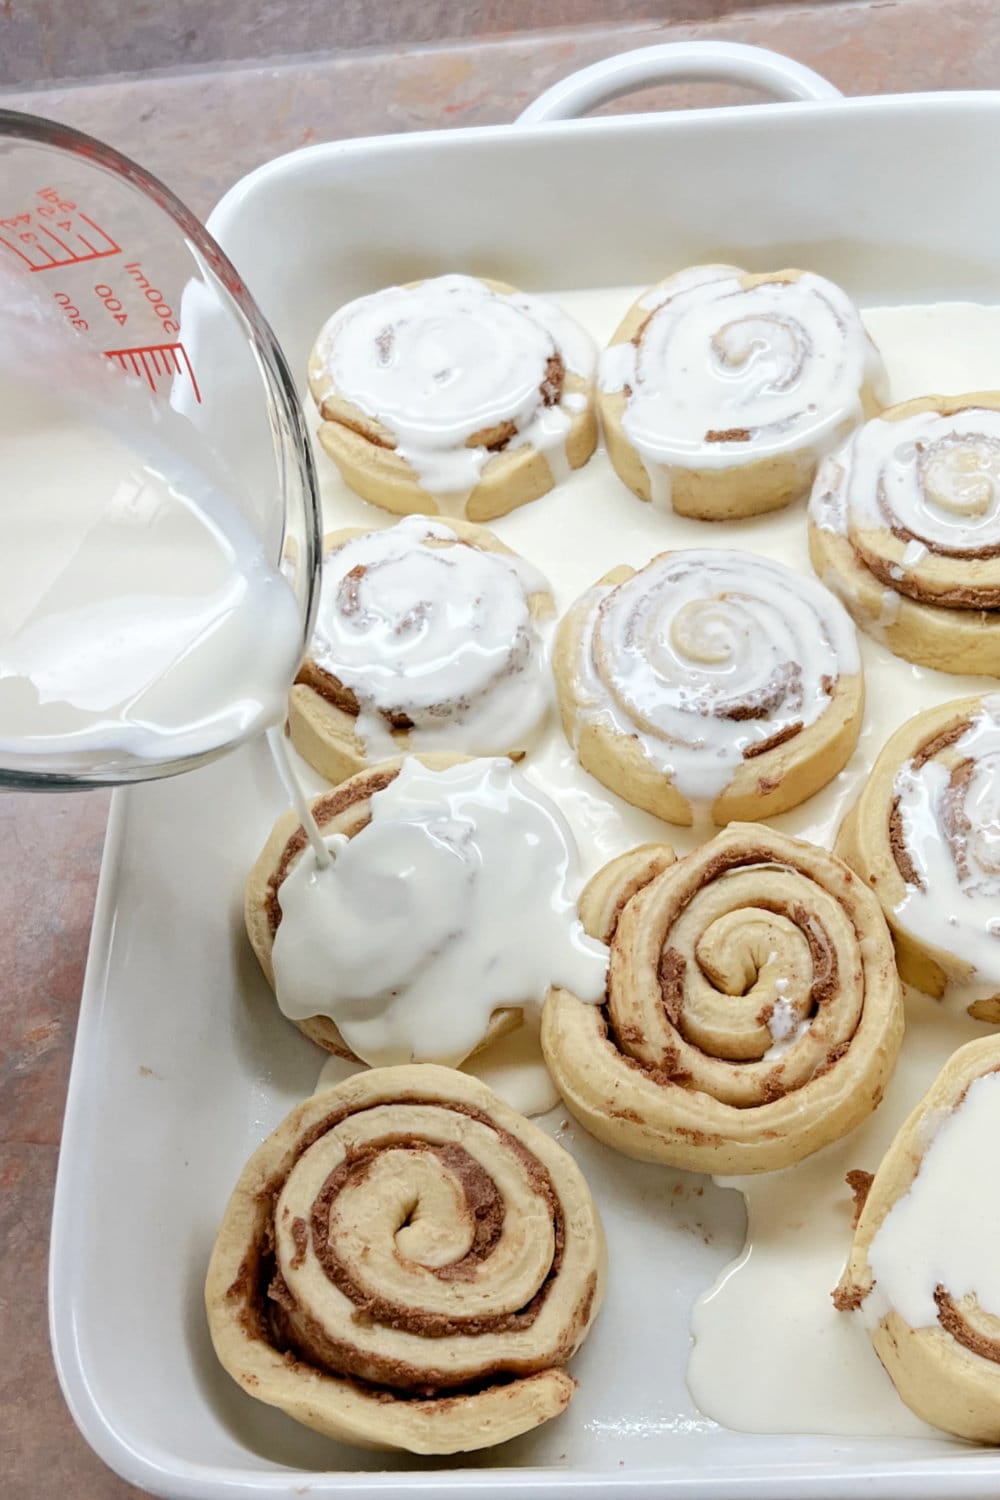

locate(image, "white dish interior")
(50, 83), (1000, 1498)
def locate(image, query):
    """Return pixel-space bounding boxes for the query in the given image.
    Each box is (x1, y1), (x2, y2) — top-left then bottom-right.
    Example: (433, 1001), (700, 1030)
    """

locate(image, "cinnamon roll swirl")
(809, 394), (1000, 672)
(836, 694), (1000, 1020)
(553, 548), (863, 826)
(835, 1036), (1000, 1442)
(289, 516), (555, 782)
(308, 274), (597, 520)
(205, 1065), (606, 1453)
(542, 825), (903, 1173)
(598, 265), (886, 520)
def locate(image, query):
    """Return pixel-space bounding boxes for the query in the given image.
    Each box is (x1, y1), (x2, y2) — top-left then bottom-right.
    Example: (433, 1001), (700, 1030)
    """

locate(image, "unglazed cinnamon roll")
(834, 1036), (1000, 1442)
(308, 274), (597, 520)
(542, 825), (903, 1173)
(288, 516), (554, 782)
(245, 755), (608, 1064)
(206, 1065), (606, 1454)
(836, 694), (1000, 1021)
(809, 394), (1000, 673)
(553, 548), (863, 826)
(598, 265), (886, 520)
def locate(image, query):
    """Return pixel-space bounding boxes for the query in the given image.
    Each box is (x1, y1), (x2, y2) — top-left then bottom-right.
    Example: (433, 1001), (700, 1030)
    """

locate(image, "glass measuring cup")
(0, 109), (321, 789)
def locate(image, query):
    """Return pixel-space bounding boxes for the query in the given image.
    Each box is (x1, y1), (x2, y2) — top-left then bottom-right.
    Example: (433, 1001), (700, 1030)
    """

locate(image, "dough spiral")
(598, 265), (886, 519)
(553, 548), (863, 826)
(309, 274), (597, 520)
(836, 693), (1000, 1020)
(289, 516), (554, 782)
(205, 1065), (606, 1454)
(809, 393), (1000, 672)
(835, 1036), (1000, 1442)
(542, 825), (903, 1173)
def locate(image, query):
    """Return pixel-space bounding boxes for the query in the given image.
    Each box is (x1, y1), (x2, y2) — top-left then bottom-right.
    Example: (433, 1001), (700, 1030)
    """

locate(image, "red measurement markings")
(104, 342), (202, 404)
(0, 188), (120, 272)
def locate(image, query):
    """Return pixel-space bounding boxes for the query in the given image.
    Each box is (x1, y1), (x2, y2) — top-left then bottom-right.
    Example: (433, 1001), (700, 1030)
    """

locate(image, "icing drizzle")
(573, 548), (860, 806)
(307, 516), (552, 759)
(599, 266), (885, 501)
(312, 274), (596, 511)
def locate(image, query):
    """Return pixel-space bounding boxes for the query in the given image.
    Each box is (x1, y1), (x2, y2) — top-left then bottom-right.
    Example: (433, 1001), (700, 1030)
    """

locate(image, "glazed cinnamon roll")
(835, 1036), (1000, 1442)
(809, 394), (1000, 672)
(542, 825), (903, 1173)
(245, 755), (608, 1064)
(308, 274), (597, 520)
(289, 516), (555, 782)
(836, 694), (1000, 1020)
(553, 548), (863, 826)
(598, 265), (886, 520)
(205, 1065), (606, 1454)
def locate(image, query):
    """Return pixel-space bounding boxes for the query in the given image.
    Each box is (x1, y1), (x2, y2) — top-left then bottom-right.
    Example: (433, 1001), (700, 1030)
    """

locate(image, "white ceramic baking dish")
(49, 41), (1000, 1500)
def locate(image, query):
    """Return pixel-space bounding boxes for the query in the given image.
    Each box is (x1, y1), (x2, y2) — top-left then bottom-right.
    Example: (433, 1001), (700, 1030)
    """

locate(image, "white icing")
(310, 516), (552, 757)
(761, 990), (810, 1061)
(865, 1071), (1000, 1329)
(892, 699), (1000, 1009)
(599, 267), (886, 487)
(271, 757), (608, 1067)
(312, 274), (595, 511)
(572, 548), (859, 806)
(809, 406), (1000, 603)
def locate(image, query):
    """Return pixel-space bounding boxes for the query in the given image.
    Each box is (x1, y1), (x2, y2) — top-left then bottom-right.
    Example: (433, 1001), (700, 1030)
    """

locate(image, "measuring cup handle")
(515, 41), (841, 124)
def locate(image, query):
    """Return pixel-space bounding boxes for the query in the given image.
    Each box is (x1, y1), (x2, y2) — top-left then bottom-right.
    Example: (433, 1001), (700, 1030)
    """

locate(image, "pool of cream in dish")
(303, 289), (1000, 1436)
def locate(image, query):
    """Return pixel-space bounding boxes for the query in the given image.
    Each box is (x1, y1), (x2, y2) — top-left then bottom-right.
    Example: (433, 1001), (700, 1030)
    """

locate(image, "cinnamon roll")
(809, 393), (1000, 673)
(834, 1035), (1000, 1442)
(553, 548), (863, 826)
(308, 274), (597, 520)
(289, 516), (555, 782)
(542, 825), (903, 1173)
(598, 265), (886, 520)
(836, 694), (1000, 1021)
(205, 1065), (606, 1454)
(245, 755), (608, 1064)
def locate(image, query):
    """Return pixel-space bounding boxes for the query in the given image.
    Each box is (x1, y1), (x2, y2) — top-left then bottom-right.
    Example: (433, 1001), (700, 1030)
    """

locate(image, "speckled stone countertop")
(1, 4), (997, 1494)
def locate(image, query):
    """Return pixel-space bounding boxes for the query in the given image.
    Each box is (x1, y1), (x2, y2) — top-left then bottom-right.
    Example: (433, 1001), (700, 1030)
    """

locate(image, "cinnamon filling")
(610, 847), (848, 1096)
(720, 662), (802, 723)
(935, 1287), (1000, 1363)
(855, 542), (1000, 610)
(232, 1098), (575, 1398)
(742, 720), (804, 759)
(888, 720), (974, 890)
(845, 1168), (874, 1228)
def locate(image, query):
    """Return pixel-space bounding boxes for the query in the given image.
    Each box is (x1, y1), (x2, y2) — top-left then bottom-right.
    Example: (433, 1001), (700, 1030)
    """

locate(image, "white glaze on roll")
(310, 516), (552, 759)
(271, 757), (608, 1067)
(311, 274), (596, 510)
(865, 1071), (1000, 1328)
(891, 697), (1000, 1009)
(573, 549), (860, 805)
(599, 266), (885, 505)
(810, 405), (1000, 593)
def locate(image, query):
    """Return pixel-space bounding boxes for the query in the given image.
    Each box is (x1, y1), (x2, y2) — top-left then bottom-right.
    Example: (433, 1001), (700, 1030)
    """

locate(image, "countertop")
(2, 3), (998, 1493)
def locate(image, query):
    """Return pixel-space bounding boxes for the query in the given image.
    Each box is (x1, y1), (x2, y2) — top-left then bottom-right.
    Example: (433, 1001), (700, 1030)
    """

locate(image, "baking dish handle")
(515, 41), (841, 124)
